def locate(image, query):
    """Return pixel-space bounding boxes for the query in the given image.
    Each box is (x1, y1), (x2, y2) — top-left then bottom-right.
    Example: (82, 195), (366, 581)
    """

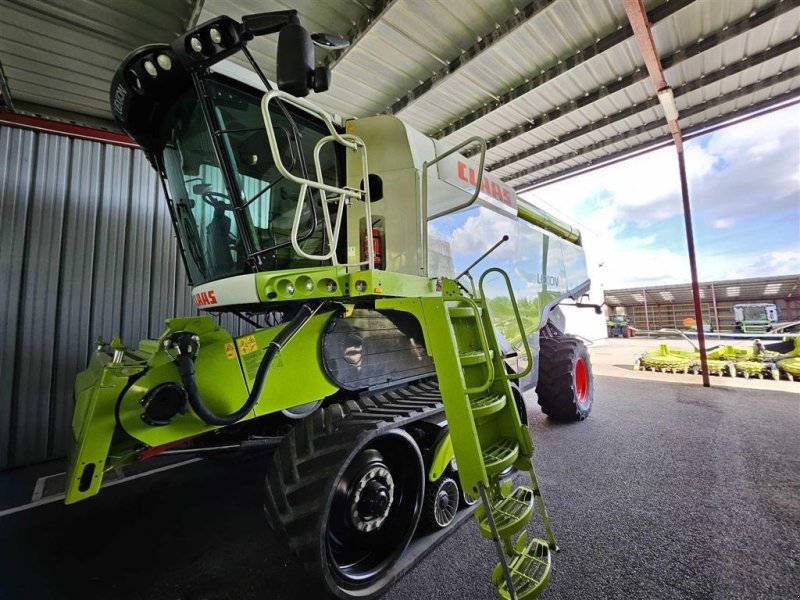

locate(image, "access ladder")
(423, 269), (558, 600)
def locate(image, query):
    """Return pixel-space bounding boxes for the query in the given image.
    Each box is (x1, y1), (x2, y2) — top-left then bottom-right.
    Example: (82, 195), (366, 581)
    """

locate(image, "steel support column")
(622, 0), (710, 386)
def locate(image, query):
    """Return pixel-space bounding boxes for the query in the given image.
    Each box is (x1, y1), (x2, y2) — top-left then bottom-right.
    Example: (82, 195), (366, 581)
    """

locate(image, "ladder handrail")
(261, 90), (375, 269)
(478, 268), (534, 381)
(458, 297), (495, 395)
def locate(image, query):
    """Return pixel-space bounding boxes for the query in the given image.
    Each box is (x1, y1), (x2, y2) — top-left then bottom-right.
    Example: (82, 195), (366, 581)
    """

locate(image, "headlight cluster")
(181, 18), (241, 63)
(126, 48), (174, 93)
(271, 276), (340, 299)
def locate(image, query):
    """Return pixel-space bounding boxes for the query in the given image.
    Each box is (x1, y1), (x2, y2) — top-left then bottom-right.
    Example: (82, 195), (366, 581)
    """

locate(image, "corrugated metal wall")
(0, 125), (243, 469)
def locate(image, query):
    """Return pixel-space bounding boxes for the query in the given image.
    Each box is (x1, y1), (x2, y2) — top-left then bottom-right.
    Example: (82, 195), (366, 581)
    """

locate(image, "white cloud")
(713, 218), (734, 229)
(523, 105), (800, 289)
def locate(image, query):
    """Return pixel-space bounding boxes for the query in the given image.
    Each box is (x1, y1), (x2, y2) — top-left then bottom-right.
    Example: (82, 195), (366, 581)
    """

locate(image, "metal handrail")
(421, 136), (487, 277)
(261, 90), (375, 269)
(422, 135), (487, 222)
(459, 296), (495, 395)
(478, 268), (533, 380)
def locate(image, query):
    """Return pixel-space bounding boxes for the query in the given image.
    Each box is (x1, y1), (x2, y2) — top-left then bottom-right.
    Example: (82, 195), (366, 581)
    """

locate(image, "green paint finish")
(428, 432), (454, 482)
(517, 200), (581, 245)
(66, 352), (148, 504)
(255, 265), (349, 302)
(379, 274), (535, 498)
(118, 313), (337, 448)
(348, 269), (439, 298)
(253, 265), (438, 302)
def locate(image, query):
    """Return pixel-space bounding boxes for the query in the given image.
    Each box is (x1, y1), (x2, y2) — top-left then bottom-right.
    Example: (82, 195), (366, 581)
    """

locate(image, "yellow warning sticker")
(224, 342), (236, 360)
(237, 335), (258, 355)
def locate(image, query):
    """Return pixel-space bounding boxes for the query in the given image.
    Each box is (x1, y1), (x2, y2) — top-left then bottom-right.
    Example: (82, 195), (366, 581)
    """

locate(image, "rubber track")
(263, 379), (445, 592)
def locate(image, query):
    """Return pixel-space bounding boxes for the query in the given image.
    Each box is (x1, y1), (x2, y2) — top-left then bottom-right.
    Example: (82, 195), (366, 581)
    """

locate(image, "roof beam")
(509, 69), (800, 189)
(519, 96), (800, 191)
(429, 0), (696, 139)
(495, 39), (800, 180)
(470, 0), (798, 161)
(0, 60), (14, 112)
(383, 0), (555, 115)
(323, 0), (399, 70)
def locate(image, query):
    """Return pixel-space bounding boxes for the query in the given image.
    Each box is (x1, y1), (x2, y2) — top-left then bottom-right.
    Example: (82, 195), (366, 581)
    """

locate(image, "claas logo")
(194, 290), (218, 306)
(457, 161), (513, 207)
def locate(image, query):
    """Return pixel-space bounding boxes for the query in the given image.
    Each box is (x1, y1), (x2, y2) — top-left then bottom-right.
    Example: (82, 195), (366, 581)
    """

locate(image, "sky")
(522, 104), (800, 291)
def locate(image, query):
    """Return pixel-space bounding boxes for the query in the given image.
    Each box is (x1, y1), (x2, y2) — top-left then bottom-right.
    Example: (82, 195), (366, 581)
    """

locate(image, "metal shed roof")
(0, 0), (798, 188)
(604, 274), (800, 306)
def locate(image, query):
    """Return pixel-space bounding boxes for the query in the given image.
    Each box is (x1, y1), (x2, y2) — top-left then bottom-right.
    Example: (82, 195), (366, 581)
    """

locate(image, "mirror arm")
(240, 10), (300, 38)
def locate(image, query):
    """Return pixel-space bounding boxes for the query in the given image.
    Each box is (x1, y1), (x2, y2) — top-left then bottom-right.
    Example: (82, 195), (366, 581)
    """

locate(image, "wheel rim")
(432, 478), (459, 527)
(574, 357), (589, 404)
(325, 431), (423, 588)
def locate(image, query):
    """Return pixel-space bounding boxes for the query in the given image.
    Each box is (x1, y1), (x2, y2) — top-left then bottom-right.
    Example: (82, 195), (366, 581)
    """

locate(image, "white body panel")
(192, 274), (260, 309)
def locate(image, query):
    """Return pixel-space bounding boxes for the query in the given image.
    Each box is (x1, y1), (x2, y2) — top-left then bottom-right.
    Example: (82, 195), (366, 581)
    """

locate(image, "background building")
(604, 275), (800, 331)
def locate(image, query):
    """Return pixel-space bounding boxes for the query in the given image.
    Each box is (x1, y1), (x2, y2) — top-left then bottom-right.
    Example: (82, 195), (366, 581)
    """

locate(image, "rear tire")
(536, 335), (594, 421)
(263, 403), (425, 599)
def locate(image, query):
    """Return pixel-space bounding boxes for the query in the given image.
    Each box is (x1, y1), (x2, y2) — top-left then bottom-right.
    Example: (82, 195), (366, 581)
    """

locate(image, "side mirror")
(277, 23), (330, 96)
(311, 33), (350, 50)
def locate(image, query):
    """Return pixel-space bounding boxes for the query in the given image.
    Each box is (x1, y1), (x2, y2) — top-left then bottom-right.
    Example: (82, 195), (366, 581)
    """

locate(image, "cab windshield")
(159, 78), (340, 285)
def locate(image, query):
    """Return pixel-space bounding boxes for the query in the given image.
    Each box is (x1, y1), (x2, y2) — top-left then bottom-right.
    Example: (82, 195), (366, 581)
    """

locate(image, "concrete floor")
(0, 373), (798, 600)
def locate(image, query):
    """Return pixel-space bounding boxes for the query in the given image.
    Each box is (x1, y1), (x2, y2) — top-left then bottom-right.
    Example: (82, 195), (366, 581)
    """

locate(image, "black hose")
(170, 302), (324, 426)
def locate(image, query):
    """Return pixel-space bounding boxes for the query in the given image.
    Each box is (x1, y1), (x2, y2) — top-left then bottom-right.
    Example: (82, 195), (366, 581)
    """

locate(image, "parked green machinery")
(733, 303), (778, 333)
(607, 314), (635, 338)
(67, 11), (596, 599)
(634, 338), (800, 381)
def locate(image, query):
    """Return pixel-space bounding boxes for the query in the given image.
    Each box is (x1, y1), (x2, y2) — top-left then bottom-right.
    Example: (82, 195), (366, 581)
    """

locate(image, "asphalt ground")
(1, 375), (798, 600)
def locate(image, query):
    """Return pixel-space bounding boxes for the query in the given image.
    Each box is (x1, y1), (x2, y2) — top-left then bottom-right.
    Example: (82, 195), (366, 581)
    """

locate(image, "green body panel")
(66, 313), (337, 502)
(429, 433), (454, 482)
(255, 265), (349, 302)
(118, 314), (337, 447)
(67, 352), (148, 504)
(252, 265), (439, 304)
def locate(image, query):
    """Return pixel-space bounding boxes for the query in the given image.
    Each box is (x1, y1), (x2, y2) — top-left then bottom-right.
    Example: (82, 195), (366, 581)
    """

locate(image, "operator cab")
(110, 12), (346, 288)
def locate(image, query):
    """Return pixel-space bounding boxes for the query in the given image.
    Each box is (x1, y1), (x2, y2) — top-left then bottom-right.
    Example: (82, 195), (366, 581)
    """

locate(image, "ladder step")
(460, 349), (494, 366)
(495, 536), (552, 600)
(448, 305), (480, 318)
(470, 393), (506, 418)
(482, 438), (519, 475)
(477, 486), (534, 540)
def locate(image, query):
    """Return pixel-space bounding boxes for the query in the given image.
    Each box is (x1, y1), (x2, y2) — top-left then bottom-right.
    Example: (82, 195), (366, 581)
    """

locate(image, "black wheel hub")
(325, 433), (424, 589)
(358, 480), (391, 519)
(350, 464), (394, 532)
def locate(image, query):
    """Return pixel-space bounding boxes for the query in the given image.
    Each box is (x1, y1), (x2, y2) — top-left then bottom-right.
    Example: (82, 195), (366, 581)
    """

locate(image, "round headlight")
(143, 60), (158, 78)
(285, 283), (295, 296)
(156, 54), (172, 71)
(209, 28), (222, 44)
(325, 280), (337, 293)
(354, 280), (367, 293)
(190, 36), (203, 53)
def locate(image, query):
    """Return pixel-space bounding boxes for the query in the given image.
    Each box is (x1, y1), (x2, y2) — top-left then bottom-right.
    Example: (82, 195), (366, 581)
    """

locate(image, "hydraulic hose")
(169, 302), (325, 426)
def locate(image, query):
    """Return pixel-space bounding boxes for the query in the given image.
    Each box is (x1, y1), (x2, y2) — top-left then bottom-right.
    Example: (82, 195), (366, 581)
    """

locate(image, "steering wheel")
(201, 191), (235, 211)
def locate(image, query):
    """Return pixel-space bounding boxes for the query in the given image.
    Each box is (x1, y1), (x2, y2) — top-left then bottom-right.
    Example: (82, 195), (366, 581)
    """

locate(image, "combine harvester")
(66, 10), (598, 600)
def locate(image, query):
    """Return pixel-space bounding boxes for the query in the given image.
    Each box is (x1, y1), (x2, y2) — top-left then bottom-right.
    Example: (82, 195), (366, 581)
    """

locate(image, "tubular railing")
(261, 90), (375, 269)
(479, 268), (533, 380)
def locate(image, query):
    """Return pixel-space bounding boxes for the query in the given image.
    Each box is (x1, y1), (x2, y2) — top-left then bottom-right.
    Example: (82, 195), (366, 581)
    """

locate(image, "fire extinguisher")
(362, 227), (383, 269)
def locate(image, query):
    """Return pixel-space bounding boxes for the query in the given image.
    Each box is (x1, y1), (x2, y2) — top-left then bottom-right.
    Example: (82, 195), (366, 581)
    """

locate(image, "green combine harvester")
(67, 11), (598, 599)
